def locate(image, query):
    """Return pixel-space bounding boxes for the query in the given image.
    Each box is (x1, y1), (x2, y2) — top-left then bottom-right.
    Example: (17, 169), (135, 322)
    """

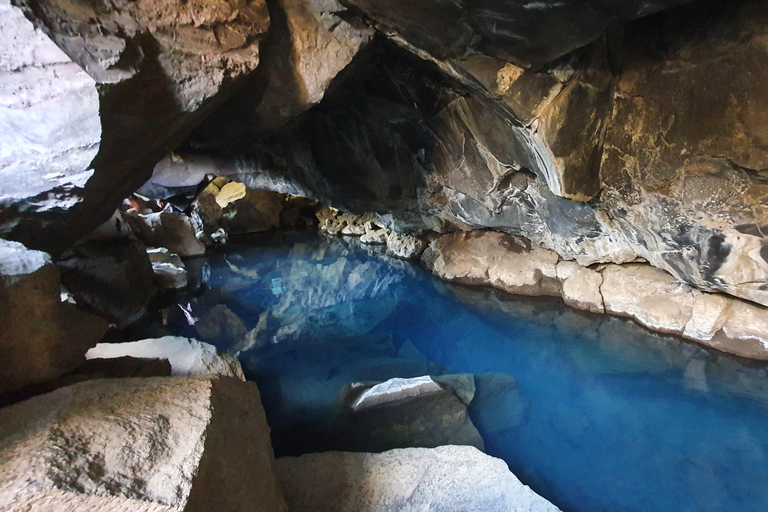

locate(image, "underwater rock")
(195, 304), (249, 349)
(469, 372), (528, 436)
(58, 238), (156, 327)
(275, 445), (561, 512)
(0, 239), (107, 396)
(86, 336), (244, 380)
(126, 208), (206, 257)
(0, 376), (286, 511)
(336, 375), (484, 453)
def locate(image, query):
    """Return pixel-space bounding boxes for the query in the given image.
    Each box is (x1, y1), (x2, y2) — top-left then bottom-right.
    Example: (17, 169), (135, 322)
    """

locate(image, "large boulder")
(275, 445), (561, 512)
(0, 376), (286, 511)
(0, 239), (107, 396)
(3, 0), (270, 254)
(86, 336), (245, 380)
(58, 238), (156, 327)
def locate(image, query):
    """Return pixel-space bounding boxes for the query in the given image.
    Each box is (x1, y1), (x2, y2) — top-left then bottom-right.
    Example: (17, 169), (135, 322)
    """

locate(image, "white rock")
(86, 336), (245, 380)
(557, 260), (605, 313)
(600, 264), (695, 334)
(0, 376), (286, 511)
(351, 376), (442, 411)
(0, 238), (49, 277)
(275, 445), (561, 512)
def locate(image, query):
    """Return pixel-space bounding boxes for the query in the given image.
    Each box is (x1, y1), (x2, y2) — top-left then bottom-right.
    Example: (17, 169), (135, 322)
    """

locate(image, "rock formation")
(275, 445), (561, 512)
(424, 230), (768, 360)
(86, 336), (245, 380)
(0, 239), (107, 396)
(0, 376), (286, 511)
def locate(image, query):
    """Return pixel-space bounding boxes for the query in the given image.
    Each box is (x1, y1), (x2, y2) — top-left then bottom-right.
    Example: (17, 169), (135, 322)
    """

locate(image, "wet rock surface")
(276, 445), (561, 512)
(0, 376), (286, 511)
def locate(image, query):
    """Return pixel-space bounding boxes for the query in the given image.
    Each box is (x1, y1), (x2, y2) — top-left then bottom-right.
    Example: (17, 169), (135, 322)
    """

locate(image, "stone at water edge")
(351, 375), (443, 410)
(57, 237), (156, 327)
(0, 376), (286, 511)
(0, 239), (108, 396)
(86, 336), (245, 380)
(275, 445), (561, 512)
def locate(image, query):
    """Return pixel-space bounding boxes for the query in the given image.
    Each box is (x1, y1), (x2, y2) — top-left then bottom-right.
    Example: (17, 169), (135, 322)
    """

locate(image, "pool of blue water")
(179, 231), (768, 512)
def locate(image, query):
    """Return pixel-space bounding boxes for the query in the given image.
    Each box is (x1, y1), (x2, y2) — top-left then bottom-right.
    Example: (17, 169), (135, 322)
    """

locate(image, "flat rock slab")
(0, 376), (285, 511)
(276, 445), (561, 512)
(86, 336), (245, 380)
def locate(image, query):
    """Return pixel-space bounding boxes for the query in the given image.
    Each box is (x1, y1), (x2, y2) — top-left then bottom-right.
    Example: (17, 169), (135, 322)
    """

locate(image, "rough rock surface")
(424, 230), (768, 359)
(276, 445), (561, 512)
(3, 0), (270, 254)
(191, 0), (373, 147)
(0, 0), (100, 201)
(86, 336), (245, 380)
(58, 238), (156, 326)
(0, 376), (286, 511)
(127, 209), (206, 257)
(209, 1), (768, 317)
(0, 239), (107, 396)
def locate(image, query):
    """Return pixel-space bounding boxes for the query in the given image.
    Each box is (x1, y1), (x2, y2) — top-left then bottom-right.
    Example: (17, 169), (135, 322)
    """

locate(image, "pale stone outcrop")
(337, 375), (484, 453)
(0, 239), (107, 395)
(0, 376), (286, 511)
(86, 337), (245, 380)
(424, 230), (768, 359)
(351, 376), (442, 410)
(423, 231), (561, 297)
(276, 445), (561, 512)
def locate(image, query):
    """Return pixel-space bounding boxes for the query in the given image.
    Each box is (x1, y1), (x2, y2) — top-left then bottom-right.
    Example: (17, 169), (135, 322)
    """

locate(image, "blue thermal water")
(185, 231), (768, 512)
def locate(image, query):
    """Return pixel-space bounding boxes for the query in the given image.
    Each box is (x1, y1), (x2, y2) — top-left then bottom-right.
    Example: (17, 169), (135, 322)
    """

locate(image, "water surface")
(176, 231), (768, 512)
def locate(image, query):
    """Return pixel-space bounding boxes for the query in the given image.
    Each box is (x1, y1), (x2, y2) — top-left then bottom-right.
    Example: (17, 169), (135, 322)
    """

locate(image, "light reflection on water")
(177, 231), (768, 512)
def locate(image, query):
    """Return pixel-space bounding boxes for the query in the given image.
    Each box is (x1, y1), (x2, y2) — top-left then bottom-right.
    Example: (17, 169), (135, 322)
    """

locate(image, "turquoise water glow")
(182, 231), (768, 512)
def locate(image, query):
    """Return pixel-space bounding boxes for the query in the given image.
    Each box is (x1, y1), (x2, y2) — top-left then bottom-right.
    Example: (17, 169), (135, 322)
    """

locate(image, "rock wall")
(201, 0), (768, 314)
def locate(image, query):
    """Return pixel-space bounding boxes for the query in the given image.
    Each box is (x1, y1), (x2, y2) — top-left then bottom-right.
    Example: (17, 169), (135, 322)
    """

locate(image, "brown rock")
(0, 239), (107, 396)
(126, 209), (206, 257)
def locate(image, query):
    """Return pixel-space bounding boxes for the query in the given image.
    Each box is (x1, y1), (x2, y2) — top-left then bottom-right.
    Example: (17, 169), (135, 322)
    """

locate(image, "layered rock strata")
(424, 230), (768, 360)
